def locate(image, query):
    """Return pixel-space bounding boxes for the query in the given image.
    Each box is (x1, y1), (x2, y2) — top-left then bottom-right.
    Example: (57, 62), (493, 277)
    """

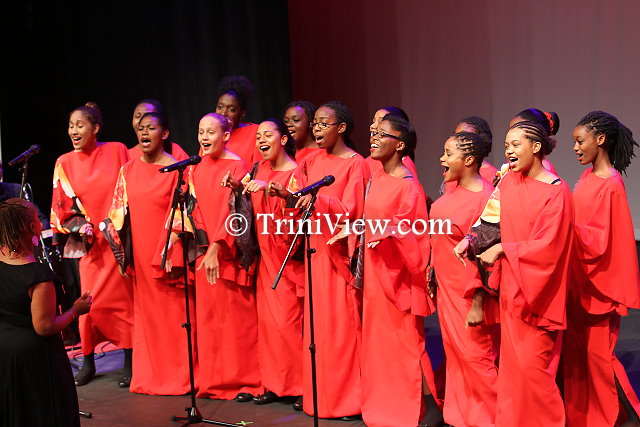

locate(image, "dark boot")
(618, 376), (640, 426)
(418, 393), (444, 427)
(118, 348), (132, 388)
(74, 352), (96, 386)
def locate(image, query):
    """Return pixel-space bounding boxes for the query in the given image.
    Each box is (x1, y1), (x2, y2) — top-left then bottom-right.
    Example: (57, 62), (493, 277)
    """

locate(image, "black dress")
(0, 261), (80, 427)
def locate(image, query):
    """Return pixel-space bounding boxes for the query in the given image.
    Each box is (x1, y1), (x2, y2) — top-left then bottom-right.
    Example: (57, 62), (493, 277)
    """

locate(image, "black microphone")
(293, 175), (335, 197)
(8, 145), (41, 166)
(158, 155), (202, 173)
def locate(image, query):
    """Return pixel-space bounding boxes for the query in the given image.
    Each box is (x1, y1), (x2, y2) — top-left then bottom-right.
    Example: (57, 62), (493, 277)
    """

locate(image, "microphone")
(293, 175), (335, 197)
(158, 155), (202, 173)
(8, 145), (41, 166)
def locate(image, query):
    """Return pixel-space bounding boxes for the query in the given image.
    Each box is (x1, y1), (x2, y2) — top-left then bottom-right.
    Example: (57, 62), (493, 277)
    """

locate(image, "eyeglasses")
(370, 130), (403, 141)
(311, 121), (340, 129)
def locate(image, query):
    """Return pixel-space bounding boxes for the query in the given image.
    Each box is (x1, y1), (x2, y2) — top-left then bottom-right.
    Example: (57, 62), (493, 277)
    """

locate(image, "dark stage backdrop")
(288, 0), (640, 238)
(1, 0), (291, 213)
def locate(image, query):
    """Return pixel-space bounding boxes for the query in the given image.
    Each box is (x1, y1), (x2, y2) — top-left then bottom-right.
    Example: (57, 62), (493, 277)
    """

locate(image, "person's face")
(313, 106), (344, 150)
(370, 120), (404, 161)
(283, 106), (311, 143)
(68, 110), (98, 152)
(504, 128), (536, 172)
(573, 125), (604, 166)
(138, 116), (168, 156)
(215, 93), (244, 129)
(198, 116), (229, 158)
(256, 121), (286, 161)
(440, 137), (469, 182)
(132, 103), (157, 132)
(369, 109), (390, 145)
(454, 122), (476, 134)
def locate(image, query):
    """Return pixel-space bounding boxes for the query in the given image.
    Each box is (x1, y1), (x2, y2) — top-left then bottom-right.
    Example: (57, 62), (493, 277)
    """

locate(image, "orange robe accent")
(360, 170), (437, 427)
(106, 158), (193, 395)
(295, 149), (368, 418)
(294, 146), (320, 164)
(250, 160), (304, 397)
(564, 169), (640, 426)
(365, 154), (418, 177)
(496, 172), (574, 427)
(128, 141), (189, 161)
(430, 182), (500, 427)
(51, 142), (133, 355)
(187, 156), (261, 399)
(227, 123), (261, 167)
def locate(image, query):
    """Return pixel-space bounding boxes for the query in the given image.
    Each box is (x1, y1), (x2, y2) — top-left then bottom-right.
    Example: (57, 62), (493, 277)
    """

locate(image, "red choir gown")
(294, 146), (320, 164)
(249, 160), (304, 397)
(365, 155), (418, 177)
(360, 169), (438, 427)
(430, 181), (500, 427)
(443, 161), (497, 193)
(185, 155), (261, 399)
(496, 172), (574, 427)
(293, 149), (368, 418)
(101, 157), (193, 395)
(564, 168), (640, 426)
(128, 141), (189, 161)
(226, 123), (261, 167)
(51, 142), (133, 355)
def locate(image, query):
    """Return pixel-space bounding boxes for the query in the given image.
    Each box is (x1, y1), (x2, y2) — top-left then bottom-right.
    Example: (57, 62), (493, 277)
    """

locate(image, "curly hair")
(0, 199), (38, 255)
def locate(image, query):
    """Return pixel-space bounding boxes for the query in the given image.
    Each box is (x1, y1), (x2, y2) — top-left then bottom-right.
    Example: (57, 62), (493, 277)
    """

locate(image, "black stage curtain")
(0, 0), (291, 212)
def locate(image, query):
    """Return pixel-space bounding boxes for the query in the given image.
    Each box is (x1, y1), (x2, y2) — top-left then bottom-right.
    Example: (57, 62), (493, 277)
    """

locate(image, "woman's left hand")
(478, 243), (503, 267)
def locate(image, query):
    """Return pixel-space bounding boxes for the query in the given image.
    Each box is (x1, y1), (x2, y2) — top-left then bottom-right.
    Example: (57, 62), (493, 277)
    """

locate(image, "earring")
(32, 235), (39, 247)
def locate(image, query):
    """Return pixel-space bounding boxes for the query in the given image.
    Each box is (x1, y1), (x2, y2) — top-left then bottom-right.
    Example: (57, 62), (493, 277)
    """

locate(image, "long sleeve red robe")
(430, 181), (500, 427)
(51, 142), (133, 355)
(564, 168), (640, 426)
(128, 141), (189, 162)
(249, 160), (304, 397)
(293, 149), (368, 418)
(294, 146), (320, 165)
(360, 170), (437, 427)
(496, 171), (574, 427)
(103, 158), (193, 395)
(226, 123), (261, 168)
(365, 154), (418, 178)
(186, 155), (261, 399)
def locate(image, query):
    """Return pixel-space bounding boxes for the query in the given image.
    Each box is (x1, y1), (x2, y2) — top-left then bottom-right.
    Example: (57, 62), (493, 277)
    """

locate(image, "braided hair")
(514, 108), (560, 136)
(71, 101), (103, 134)
(381, 114), (417, 161)
(509, 121), (554, 156)
(262, 118), (296, 159)
(458, 116), (492, 154)
(0, 199), (37, 255)
(577, 111), (638, 174)
(320, 101), (355, 149)
(284, 101), (318, 123)
(217, 75), (254, 111)
(451, 131), (488, 167)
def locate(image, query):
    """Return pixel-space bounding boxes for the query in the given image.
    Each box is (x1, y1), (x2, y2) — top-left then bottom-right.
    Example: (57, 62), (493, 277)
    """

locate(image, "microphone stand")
(272, 191), (320, 427)
(162, 166), (236, 427)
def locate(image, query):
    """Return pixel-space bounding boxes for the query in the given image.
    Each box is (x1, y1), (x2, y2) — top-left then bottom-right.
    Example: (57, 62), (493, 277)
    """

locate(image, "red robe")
(104, 158), (193, 395)
(443, 161), (497, 193)
(365, 154), (418, 177)
(496, 172), (573, 426)
(187, 156), (261, 399)
(128, 141), (189, 162)
(51, 142), (133, 355)
(250, 160), (304, 397)
(360, 170), (437, 427)
(294, 146), (320, 164)
(226, 123), (261, 168)
(294, 149), (368, 418)
(564, 169), (640, 426)
(430, 182), (500, 427)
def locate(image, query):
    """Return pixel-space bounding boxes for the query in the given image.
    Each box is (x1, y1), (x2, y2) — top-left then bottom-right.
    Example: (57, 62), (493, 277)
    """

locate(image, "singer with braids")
(455, 120), (573, 426)
(283, 100), (319, 163)
(51, 102), (133, 387)
(287, 101), (368, 418)
(215, 75), (261, 166)
(430, 132), (499, 427)
(129, 99), (189, 161)
(563, 111), (640, 426)
(510, 108), (560, 175)
(101, 111), (193, 395)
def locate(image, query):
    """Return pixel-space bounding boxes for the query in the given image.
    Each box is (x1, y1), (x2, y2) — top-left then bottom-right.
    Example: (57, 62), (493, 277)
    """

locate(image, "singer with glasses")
(50, 102), (134, 388)
(165, 112), (262, 400)
(365, 107), (418, 178)
(285, 101), (368, 419)
(101, 111), (194, 395)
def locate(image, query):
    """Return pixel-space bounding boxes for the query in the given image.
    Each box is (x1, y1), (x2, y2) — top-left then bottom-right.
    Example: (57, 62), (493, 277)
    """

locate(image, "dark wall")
(1, 0), (291, 212)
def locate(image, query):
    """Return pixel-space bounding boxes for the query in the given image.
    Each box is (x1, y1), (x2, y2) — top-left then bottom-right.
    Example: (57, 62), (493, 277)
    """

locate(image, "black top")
(0, 260), (55, 328)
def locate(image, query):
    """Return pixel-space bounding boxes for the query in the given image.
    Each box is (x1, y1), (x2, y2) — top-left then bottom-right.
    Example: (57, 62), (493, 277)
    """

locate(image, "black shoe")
(74, 364), (96, 386)
(339, 415), (362, 421)
(253, 390), (279, 405)
(118, 376), (131, 388)
(235, 392), (254, 402)
(292, 396), (303, 411)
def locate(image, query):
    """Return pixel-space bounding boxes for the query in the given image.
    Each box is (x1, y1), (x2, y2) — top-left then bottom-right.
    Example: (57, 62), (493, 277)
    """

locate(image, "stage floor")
(74, 309), (640, 426)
